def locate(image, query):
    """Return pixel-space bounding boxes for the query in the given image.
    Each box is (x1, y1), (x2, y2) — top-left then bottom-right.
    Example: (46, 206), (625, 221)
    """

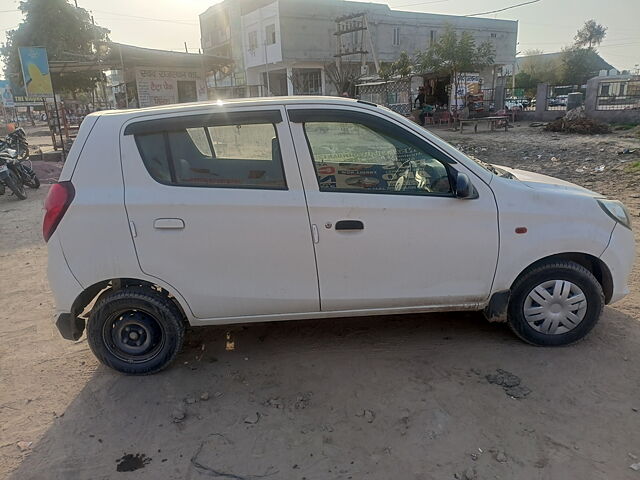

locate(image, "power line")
(91, 9), (197, 26)
(391, 0), (450, 8)
(466, 0), (541, 17)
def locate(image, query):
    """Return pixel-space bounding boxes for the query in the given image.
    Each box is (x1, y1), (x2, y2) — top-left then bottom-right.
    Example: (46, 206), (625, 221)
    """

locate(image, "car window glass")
(135, 121), (286, 190)
(135, 133), (172, 184)
(304, 121), (451, 195)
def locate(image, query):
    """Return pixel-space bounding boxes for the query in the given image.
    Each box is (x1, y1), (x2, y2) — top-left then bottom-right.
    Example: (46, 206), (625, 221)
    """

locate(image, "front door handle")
(154, 218), (185, 230)
(335, 220), (364, 231)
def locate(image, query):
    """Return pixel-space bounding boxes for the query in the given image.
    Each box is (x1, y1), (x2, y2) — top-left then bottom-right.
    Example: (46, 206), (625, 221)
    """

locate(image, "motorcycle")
(1, 128), (29, 161)
(0, 151), (27, 200)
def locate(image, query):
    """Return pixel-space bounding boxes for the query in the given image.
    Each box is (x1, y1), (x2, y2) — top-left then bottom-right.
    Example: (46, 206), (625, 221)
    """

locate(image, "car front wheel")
(508, 261), (604, 346)
(87, 287), (185, 374)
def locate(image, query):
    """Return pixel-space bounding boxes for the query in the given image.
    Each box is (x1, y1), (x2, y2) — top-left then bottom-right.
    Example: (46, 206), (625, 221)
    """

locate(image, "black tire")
(21, 165), (40, 189)
(508, 261), (604, 346)
(87, 287), (185, 375)
(5, 171), (27, 200)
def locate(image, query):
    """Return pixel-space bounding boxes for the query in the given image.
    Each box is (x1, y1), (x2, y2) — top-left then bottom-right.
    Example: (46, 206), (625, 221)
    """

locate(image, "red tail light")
(43, 181), (75, 242)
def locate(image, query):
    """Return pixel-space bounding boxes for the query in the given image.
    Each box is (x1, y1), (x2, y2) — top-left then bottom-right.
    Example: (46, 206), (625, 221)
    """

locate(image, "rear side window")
(132, 115), (286, 190)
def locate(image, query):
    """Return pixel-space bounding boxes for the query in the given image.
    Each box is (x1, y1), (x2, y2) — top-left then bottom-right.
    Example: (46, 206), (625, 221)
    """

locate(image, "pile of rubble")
(544, 107), (611, 134)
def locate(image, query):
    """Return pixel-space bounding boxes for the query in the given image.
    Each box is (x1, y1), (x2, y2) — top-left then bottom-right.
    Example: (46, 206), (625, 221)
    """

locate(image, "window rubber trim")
(124, 110), (283, 136)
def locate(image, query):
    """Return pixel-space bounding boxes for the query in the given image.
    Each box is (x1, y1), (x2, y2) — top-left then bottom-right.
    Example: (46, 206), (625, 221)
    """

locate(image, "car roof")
(89, 96), (373, 120)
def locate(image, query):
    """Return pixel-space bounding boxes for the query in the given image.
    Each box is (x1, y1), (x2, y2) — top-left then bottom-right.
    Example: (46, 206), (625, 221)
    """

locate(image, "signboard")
(0, 80), (15, 107)
(450, 72), (481, 109)
(135, 68), (207, 108)
(18, 47), (54, 97)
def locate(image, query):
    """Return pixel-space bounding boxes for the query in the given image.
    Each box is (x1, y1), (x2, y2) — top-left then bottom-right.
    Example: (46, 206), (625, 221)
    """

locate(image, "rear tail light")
(43, 181), (75, 242)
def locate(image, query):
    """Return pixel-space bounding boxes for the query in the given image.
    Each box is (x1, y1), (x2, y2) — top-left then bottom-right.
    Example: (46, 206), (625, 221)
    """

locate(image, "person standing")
(414, 86), (427, 125)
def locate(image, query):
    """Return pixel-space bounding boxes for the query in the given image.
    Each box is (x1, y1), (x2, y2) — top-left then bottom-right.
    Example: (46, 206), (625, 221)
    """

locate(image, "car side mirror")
(455, 172), (476, 199)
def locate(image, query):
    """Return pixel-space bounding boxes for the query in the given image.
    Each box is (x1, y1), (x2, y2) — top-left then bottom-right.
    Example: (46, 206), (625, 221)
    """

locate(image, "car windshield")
(468, 156), (516, 179)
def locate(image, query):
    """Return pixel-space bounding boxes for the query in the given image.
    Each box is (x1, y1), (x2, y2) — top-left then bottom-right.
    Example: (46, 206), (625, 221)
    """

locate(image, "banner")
(0, 80), (15, 107)
(18, 47), (54, 97)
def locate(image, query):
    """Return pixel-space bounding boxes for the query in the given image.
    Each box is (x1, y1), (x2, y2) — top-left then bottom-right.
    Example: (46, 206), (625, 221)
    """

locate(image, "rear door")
(287, 105), (499, 311)
(120, 106), (319, 320)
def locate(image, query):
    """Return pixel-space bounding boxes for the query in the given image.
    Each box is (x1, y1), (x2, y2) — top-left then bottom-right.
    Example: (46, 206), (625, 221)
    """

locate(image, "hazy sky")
(1, 0), (639, 71)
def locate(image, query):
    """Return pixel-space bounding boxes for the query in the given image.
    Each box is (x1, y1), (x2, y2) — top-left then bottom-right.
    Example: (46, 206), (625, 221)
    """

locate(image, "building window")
(248, 30), (258, 51)
(490, 33), (497, 38)
(430, 30), (437, 46)
(292, 69), (322, 95)
(265, 24), (276, 45)
(392, 27), (400, 46)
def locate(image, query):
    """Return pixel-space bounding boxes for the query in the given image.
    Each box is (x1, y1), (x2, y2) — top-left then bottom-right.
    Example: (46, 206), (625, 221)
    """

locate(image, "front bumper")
(55, 314), (86, 341)
(600, 223), (635, 304)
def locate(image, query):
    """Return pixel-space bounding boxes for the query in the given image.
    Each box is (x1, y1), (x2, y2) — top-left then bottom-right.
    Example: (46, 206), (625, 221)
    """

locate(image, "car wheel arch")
(71, 278), (190, 325)
(510, 252), (613, 304)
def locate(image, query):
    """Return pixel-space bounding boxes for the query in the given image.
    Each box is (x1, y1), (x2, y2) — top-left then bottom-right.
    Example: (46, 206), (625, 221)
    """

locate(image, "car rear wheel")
(87, 287), (185, 375)
(508, 261), (604, 346)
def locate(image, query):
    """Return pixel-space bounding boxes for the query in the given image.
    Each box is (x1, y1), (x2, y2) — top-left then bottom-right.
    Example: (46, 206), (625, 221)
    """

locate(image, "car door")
(287, 105), (499, 312)
(120, 106), (319, 320)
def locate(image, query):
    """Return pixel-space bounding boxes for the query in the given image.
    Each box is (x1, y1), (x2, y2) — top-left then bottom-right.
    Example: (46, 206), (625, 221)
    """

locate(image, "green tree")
(414, 25), (495, 109)
(574, 20), (607, 49)
(559, 46), (604, 85)
(1, 0), (110, 95)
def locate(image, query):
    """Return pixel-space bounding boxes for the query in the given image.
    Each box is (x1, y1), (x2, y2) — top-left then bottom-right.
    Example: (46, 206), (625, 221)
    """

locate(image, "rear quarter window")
(133, 117), (286, 190)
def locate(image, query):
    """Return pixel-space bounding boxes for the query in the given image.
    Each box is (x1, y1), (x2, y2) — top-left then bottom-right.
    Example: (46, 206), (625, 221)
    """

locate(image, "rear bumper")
(55, 314), (86, 341)
(600, 223), (635, 304)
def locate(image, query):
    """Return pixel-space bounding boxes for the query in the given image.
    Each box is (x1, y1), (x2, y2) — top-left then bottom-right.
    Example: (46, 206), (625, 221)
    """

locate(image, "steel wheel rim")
(523, 280), (588, 335)
(102, 310), (165, 363)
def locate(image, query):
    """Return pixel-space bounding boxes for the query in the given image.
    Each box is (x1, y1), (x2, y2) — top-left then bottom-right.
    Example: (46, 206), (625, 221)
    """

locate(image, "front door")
(287, 106), (499, 311)
(121, 107), (319, 320)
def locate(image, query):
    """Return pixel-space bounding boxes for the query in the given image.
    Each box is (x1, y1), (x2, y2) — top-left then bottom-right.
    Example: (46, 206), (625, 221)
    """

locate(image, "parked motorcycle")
(3, 127), (29, 160)
(0, 151), (27, 200)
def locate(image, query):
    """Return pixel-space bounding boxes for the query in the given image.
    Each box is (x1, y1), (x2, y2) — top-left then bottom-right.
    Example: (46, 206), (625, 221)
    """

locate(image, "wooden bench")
(459, 116), (510, 133)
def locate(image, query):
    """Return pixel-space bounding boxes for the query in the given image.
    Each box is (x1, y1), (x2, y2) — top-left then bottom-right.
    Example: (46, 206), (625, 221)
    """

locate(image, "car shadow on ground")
(10, 308), (640, 480)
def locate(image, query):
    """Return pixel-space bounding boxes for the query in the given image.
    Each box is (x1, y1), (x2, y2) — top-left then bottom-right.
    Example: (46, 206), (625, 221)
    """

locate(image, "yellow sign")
(18, 47), (54, 97)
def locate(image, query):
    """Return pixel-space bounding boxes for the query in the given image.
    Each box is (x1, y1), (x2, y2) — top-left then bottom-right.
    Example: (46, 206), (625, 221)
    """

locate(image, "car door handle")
(335, 220), (364, 231)
(154, 218), (185, 230)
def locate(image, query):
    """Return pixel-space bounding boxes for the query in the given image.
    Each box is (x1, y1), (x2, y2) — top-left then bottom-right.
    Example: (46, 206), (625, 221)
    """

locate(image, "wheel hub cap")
(104, 310), (164, 362)
(523, 280), (588, 335)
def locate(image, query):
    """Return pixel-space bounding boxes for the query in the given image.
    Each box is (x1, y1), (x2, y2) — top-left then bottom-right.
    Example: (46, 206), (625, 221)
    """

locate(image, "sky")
(0, 0), (639, 72)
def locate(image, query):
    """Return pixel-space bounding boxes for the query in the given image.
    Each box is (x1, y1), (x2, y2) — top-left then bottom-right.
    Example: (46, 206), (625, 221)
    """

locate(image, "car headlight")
(597, 199), (632, 229)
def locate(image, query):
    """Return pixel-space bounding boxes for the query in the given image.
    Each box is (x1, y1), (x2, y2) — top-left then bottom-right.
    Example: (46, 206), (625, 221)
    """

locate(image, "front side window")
(303, 121), (451, 195)
(134, 119), (286, 189)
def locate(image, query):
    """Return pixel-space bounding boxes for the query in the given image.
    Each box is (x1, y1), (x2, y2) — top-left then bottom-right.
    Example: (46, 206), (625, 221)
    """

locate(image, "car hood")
(495, 165), (599, 196)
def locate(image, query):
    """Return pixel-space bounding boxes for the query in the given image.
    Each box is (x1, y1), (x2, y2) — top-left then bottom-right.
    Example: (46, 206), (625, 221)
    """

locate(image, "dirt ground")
(1, 124), (639, 480)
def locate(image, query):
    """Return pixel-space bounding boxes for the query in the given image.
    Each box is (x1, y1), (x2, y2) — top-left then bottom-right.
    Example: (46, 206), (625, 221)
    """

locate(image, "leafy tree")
(1, 0), (110, 95)
(559, 46), (605, 85)
(414, 25), (495, 109)
(574, 20), (607, 49)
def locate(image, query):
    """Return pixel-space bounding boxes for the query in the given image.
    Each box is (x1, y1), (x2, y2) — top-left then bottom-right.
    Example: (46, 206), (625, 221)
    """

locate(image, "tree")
(324, 62), (363, 97)
(414, 25), (495, 109)
(1, 0), (110, 95)
(574, 20), (607, 49)
(559, 46), (605, 85)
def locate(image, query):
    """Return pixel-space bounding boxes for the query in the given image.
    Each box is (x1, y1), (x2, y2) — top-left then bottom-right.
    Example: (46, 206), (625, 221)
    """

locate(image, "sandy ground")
(1, 125), (639, 480)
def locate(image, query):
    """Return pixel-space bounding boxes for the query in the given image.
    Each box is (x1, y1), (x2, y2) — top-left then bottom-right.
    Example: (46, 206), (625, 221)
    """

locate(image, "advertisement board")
(0, 80), (15, 107)
(18, 47), (54, 97)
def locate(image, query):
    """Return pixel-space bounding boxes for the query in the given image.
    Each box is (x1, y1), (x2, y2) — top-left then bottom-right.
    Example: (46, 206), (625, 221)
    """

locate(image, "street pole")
(49, 76), (66, 160)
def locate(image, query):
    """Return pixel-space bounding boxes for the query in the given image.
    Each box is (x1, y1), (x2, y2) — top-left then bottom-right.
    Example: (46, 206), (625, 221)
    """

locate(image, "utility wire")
(466, 0), (541, 17)
(91, 9), (197, 26)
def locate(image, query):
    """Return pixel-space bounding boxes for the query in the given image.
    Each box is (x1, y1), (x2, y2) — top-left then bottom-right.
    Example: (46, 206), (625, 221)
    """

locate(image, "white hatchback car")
(45, 97), (634, 374)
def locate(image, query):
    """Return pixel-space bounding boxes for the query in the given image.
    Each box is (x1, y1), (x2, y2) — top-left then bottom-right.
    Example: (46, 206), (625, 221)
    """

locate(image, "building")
(200, 0), (518, 98)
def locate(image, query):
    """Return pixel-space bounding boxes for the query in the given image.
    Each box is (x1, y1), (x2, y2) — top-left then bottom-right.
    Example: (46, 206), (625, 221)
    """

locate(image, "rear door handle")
(335, 220), (364, 231)
(154, 218), (185, 230)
